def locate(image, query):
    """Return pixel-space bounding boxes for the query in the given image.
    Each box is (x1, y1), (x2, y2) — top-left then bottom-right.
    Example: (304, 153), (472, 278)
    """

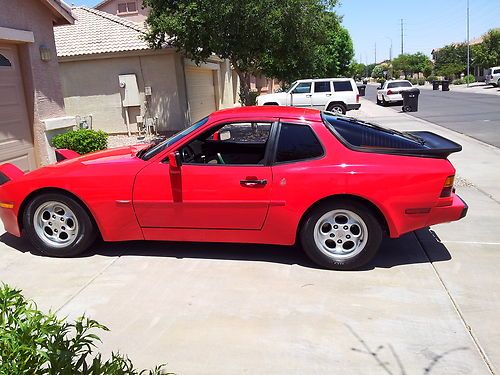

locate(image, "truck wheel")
(300, 200), (383, 270)
(327, 103), (346, 115)
(23, 193), (97, 257)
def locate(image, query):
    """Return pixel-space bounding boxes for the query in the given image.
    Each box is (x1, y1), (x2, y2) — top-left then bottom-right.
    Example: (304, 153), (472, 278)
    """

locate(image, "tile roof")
(54, 6), (150, 57)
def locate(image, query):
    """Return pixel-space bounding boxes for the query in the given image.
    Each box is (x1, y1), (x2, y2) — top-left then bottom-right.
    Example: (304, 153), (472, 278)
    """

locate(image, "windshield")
(387, 81), (412, 88)
(138, 117), (209, 160)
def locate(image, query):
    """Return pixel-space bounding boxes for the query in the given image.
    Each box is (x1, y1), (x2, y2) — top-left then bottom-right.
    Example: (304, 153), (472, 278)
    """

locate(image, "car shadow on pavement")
(1, 227), (451, 271)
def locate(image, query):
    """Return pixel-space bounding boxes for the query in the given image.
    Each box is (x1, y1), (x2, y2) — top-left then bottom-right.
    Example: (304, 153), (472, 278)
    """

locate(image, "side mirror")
(168, 151), (182, 169)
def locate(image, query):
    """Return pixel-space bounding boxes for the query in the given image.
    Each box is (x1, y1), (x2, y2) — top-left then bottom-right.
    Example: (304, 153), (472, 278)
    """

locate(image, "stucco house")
(0, 0), (76, 171)
(54, 6), (240, 135)
(95, 0), (149, 24)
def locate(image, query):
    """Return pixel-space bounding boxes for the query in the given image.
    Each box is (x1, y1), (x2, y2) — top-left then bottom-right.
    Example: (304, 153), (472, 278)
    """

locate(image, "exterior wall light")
(39, 45), (52, 62)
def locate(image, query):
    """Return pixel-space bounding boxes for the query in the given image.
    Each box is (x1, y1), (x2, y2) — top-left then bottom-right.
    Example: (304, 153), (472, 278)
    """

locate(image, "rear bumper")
(426, 193), (467, 227)
(347, 103), (361, 111)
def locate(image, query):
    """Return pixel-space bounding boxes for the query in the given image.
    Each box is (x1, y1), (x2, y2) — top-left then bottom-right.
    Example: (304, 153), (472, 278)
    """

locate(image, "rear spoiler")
(406, 131), (462, 158)
(55, 149), (80, 162)
(0, 163), (24, 186)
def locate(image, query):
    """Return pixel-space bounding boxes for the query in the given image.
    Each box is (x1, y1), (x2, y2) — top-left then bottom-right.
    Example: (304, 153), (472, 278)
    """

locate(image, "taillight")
(356, 94), (360, 103)
(440, 175), (455, 197)
(387, 89), (393, 95)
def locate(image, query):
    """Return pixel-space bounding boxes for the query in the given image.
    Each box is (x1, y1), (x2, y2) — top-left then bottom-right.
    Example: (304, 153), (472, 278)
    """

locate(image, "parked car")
(0, 106), (467, 270)
(485, 66), (500, 86)
(377, 79), (414, 106)
(256, 78), (360, 115)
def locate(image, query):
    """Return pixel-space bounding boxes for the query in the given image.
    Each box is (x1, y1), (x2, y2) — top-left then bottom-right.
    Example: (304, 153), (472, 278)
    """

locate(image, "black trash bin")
(441, 80), (450, 91)
(432, 80), (440, 90)
(401, 88), (420, 112)
(357, 84), (366, 96)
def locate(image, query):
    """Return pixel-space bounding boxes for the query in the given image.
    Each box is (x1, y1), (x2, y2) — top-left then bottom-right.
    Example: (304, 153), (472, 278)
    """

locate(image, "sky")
(71, 0), (499, 64)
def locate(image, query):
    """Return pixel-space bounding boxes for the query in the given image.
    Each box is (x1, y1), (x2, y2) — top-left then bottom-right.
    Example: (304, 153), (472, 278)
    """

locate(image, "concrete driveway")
(1, 100), (498, 374)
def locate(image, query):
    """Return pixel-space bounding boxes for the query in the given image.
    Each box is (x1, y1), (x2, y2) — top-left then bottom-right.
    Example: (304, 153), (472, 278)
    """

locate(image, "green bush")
(417, 79), (425, 85)
(376, 78), (386, 86)
(0, 284), (172, 374)
(245, 90), (260, 106)
(409, 78), (418, 85)
(464, 74), (476, 83)
(426, 75), (438, 83)
(52, 129), (108, 155)
(452, 78), (465, 85)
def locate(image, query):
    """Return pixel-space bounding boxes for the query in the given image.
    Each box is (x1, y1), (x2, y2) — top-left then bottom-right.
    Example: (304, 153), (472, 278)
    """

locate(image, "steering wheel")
(181, 145), (196, 162)
(216, 152), (225, 164)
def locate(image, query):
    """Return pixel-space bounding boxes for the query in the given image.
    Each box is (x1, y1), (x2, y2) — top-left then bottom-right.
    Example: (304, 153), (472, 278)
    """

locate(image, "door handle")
(305, 94), (312, 98)
(240, 179), (267, 187)
(326, 93), (332, 96)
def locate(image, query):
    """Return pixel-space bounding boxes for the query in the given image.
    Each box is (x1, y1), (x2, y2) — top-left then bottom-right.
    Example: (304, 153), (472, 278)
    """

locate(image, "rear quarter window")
(333, 81), (353, 92)
(323, 114), (424, 150)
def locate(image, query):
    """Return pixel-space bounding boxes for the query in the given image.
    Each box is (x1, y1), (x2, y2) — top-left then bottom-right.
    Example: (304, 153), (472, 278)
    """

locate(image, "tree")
(371, 62), (391, 79)
(392, 52), (432, 78)
(348, 61), (366, 80)
(432, 43), (467, 73)
(473, 29), (500, 68)
(143, 0), (349, 105)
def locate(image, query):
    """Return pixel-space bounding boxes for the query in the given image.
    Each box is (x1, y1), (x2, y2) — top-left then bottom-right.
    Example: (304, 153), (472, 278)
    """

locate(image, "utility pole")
(400, 19), (404, 55)
(385, 37), (393, 61)
(374, 42), (377, 64)
(466, 0), (470, 87)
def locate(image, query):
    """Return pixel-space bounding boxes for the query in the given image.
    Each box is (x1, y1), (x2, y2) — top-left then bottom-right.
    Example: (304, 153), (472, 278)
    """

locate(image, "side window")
(275, 124), (323, 163)
(494, 69), (500, 74)
(182, 122), (272, 165)
(333, 81), (353, 92)
(291, 82), (312, 94)
(314, 81), (331, 93)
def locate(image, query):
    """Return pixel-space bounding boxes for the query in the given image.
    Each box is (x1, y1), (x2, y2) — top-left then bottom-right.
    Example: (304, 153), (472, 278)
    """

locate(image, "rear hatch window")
(322, 113), (461, 158)
(387, 81), (412, 89)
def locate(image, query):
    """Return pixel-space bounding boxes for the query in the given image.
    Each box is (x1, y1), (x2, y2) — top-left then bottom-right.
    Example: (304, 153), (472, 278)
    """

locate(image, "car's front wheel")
(23, 193), (97, 257)
(300, 200), (383, 270)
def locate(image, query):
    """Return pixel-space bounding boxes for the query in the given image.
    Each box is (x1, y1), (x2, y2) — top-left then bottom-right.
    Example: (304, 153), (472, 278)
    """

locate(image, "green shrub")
(464, 74), (476, 83)
(376, 78), (386, 86)
(52, 129), (108, 155)
(0, 284), (172, 374)
(409, 78), (418, 85)
(452, 78), (465, 85)
(426, 75), (438, 83)
(246, 90), (260, 106)
(417, 79), (425, 85)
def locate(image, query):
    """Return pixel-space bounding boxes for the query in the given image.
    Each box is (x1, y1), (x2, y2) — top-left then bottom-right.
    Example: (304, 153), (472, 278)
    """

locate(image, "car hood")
(256, 92), (288, 104)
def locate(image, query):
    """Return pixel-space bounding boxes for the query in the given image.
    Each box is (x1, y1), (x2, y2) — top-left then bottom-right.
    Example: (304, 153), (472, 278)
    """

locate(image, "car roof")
(296, 78), (354, 82)
(208, 105), (322, 122)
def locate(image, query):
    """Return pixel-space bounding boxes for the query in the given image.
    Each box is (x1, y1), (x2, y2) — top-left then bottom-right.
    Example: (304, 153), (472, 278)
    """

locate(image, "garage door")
(0, 44), (35, 171)
(185, 67), (216, 123)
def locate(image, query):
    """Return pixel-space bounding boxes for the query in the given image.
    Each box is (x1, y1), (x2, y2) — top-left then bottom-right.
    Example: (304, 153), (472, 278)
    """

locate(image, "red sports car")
(0, 106), (467, 270)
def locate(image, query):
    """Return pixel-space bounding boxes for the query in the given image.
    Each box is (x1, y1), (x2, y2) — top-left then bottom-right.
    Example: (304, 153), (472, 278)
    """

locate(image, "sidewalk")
(417, 82), (499, 96)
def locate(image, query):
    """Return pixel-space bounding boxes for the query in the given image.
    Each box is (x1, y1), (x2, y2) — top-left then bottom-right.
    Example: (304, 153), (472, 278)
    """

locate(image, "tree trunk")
(234, 65), (252, 106)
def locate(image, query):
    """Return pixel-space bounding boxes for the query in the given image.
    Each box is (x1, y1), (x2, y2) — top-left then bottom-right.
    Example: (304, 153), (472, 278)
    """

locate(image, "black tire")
(382, 97), (388, 106)
(300, 199), (383, 270)
(376, 97), (381, 105)
(23, 193), (97, 257)
(327, 103), (347, 115)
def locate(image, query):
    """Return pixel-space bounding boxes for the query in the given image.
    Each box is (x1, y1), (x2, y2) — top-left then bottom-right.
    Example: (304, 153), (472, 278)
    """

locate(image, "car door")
(311, 81), (332, 109)
(289, 82), (312, 107)
(133, 120), (275, 230)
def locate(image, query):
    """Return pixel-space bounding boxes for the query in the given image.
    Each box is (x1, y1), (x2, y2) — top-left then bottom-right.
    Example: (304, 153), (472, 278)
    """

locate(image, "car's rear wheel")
(376, 96), (381, 105)
(327, 103), (346, 115)
(300, 200), (383, 270)
(382, 96), (388, 106)
(23, 193), (97, 257)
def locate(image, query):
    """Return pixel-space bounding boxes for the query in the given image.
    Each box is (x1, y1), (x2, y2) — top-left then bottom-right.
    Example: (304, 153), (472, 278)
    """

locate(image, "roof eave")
(41, 0), (74, 25)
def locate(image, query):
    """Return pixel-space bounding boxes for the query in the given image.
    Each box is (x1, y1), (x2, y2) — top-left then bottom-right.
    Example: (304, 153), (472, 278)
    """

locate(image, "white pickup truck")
(256, 78), (361, 115)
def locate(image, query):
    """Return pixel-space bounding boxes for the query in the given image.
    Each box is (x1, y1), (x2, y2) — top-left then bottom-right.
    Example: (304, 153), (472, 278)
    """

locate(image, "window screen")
(332, 81), (353, 92)
(276, 124), (323, 163)
(314, 81), (331, 93)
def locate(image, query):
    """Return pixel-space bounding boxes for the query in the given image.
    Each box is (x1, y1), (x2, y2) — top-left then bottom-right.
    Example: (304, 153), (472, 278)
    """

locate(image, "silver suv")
(485, 66), (500, 86)
(256, 78), (361, 115)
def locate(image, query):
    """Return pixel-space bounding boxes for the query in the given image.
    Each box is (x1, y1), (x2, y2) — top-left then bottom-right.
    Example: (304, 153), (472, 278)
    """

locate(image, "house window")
(117, 1), (138, 14)
(0, 54), (12, 67)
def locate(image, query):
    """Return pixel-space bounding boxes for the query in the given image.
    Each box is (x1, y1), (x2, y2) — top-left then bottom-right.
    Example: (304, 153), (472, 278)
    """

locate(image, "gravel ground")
(107, 134), (158, 149)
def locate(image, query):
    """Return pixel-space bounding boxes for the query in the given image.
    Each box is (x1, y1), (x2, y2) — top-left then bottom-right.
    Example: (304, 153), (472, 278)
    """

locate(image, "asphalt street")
(364, 84), (500, 148)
